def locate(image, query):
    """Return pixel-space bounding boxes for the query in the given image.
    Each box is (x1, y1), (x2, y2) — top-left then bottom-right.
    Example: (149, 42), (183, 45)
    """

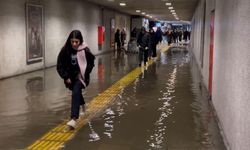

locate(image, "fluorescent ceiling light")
(141, 12), (146, 15)
(168, 7), (174, 9)
(119, 2), (126, 6)
(170, 10), (175, 12)
(165, 3), (171, 6)
(136, 10), (141, 13)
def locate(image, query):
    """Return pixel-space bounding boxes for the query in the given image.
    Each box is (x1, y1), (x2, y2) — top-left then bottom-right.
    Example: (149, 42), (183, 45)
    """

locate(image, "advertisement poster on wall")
(26, 3), (43, 64)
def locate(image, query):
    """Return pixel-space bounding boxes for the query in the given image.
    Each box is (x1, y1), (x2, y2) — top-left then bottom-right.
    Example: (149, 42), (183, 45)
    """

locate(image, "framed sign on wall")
(26, 3), (43, 64)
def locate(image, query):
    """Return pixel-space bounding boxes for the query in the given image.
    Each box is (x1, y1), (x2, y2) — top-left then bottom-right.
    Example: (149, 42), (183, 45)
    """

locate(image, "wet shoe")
(80, 105), (86, 116)
(66, 119), (76, 129)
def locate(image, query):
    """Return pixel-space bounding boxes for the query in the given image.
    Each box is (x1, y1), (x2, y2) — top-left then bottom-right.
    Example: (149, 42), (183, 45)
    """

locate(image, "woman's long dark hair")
(62, 30), (83, 52)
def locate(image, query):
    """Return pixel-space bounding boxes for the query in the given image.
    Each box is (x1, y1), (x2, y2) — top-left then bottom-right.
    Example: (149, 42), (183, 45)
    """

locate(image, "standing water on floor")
(0, 48), (226, 149)
(64, 47), (226, 150)
(0, 51), (138, 149)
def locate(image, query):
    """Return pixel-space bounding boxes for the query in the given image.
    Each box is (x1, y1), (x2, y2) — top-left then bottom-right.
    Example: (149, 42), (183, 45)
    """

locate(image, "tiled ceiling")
(85, 0), (200, 21)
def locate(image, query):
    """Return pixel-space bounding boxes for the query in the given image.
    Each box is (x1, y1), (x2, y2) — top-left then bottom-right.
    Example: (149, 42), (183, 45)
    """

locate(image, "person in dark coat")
(155, 27), (163, 44)
(115, 29), (121, 51)
(131, 27), (137, 40)
(137, 27), (150, 67)
(120, 28), (127, 50)
(172, 29), (178, 43)
(178, 29), (183, 42)
(183, 29), (189, 42)
(57, 30), (95, 129)
(167, 30), (173, 45)
(149, 28), (157, 59)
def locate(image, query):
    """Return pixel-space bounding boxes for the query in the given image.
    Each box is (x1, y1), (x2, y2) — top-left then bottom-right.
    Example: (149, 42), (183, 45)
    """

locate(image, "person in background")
(57, 30), (95, 129)
(172, 29), (178, 44)
(120, 28), (127, 50)
(178, 29), (183, 43)
(149, 28), (157, 60)
(167, 29), (173, 46)
(137, 27), (150, 67)
(131, 27), (137, 40)
(155, 27), (163, 45)
(115, 29), (121, 51)
(183, 29), (189, 42)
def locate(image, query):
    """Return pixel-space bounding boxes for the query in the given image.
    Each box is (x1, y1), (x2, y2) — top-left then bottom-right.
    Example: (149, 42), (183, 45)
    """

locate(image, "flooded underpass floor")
(0, 46), (226, 150)
(64, 47), (226, 150)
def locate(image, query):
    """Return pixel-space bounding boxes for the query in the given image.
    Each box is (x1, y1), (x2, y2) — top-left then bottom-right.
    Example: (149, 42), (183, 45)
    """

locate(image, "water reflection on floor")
(64, 48), (226, 150)
(0, 48), (226, 149)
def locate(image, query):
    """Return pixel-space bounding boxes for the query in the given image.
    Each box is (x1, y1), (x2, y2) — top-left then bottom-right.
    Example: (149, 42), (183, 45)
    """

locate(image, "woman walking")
(57, 30), (95, 129)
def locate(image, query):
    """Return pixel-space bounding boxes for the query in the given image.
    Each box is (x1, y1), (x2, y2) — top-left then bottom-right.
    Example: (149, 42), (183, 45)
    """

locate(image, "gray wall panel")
(0, 0), (128, 78)
(0, 0), (44, 78)
(192, 0), (250, 149)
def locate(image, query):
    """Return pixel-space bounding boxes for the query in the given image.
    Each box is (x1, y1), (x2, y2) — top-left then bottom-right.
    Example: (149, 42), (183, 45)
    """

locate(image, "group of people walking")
(115, 27), (164, 67)
(115, 28), (127, 51)
(162, 29), (191, 45)
(136, 27), (161, 67)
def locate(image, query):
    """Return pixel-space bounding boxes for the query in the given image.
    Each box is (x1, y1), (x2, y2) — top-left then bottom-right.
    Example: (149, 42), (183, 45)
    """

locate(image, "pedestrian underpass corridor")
(0, 46), (226, 149)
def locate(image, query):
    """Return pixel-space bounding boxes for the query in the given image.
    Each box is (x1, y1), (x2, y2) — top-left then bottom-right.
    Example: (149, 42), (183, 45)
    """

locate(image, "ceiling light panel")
(119, 2), (126, 6)
(165, 3), (171, 6)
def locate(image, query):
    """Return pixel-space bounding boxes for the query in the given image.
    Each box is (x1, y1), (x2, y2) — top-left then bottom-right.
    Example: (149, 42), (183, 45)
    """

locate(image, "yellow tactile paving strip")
(160, 44), (171, 52)
(27, 45), (171, 150)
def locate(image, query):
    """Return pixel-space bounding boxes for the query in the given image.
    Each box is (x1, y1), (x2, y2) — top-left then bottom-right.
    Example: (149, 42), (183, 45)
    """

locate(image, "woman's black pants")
(71, 80), (85, 119)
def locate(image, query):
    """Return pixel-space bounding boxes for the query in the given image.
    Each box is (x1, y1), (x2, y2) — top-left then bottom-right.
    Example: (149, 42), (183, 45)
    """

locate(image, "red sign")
(209, 10), (215, 96)
(98, 26), (105, 45)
